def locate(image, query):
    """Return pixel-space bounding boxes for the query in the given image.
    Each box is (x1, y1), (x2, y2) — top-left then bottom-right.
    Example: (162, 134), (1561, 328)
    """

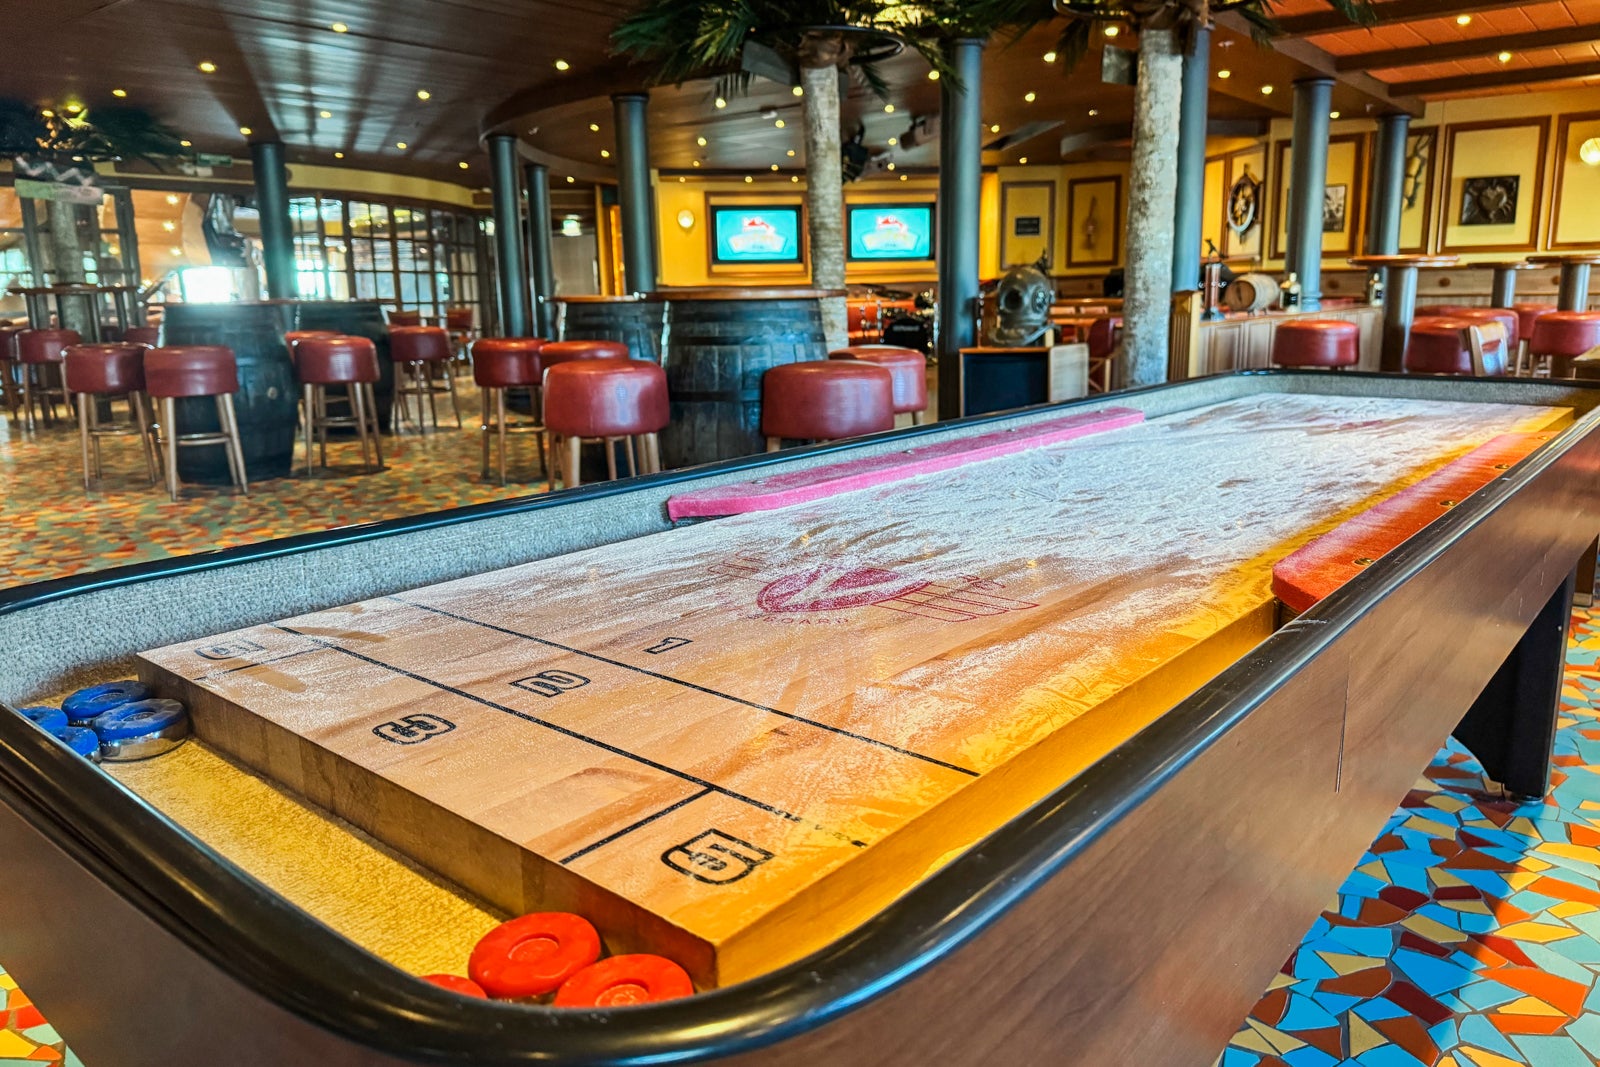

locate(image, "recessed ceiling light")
(899, 174), (908, 181)
(589, 123), (600, 132)
(319, 109), (332, 118)
(169, 246), (182, 256)
(775, 118), (785, 128)
(770, 163), (779, 171)
(396, 141), (407, 149)
(1456, 14), (1472, 25)
(600, 149), (610, 158)
(1217, 69), (1231, 79)
(697, 136), (707, 146)
(791, 175), (799, 183)
(1024, 91), (1036, 102)
(1088, 108), (1099, 116)
(239, 126), (252, 135)
(692, 160), (701, 167)
(458, 161), (469, 169)
(1018, 156), (1028, 164)
(330, 21), (348, 32)
(1104, 25), (1120, 37)
(786, 149), (795, 157)
(198, 61), (217, 73)
(744, 175), (753, 183)
(1260, 84), (1274, 95)
(554, 59), (570, 70)
(334, 151), (345, 158)
(162, 220), (176, 232)
(65, 103), (82, 114)
(112, 88), (127, 98)
(715, 96), (727, 109)
(566, 175), (575, 183)
(1498, 51), (1513, 63)
(1330, 110), (1341, 119)
(792, 86), (803, 97)
(166, 194), (180, 205)
(887, 136), (898, 146)
(1044, 51), (1058, 63)
(417, 90), (431, 100)
(928, 70), (940, 80)
(887, 161), (897, 170)
(990, 124), (1000, 133)
(884, 104), (895, 113)
(40, 109), (54, 118)
(180, 139), (192, 147)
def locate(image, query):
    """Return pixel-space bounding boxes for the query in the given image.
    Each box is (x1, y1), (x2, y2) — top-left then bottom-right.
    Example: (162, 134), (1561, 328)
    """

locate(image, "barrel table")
(558, 295), (666, 363)
(161, 302), (299, 483)
(1348, 254), (1460, 372)
(653, 287), (840, 469)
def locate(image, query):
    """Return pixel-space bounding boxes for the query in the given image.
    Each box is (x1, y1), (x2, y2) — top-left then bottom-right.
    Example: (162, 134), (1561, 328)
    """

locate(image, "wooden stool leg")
(366, 384), (384, 469)
(88, 393), (104, 479)
(303, 385), (316, 476)
(565, 435), (583, 489)
(548, 433), (560, 493)
(132, 392), (157, 484)
(645, 432), (660, 474)
(76, 393), (92, 490)
(605, 438), (618, 481)
(444, 363), (462, 428)
(352, 381), (372, 472)
(161, 396), (180, 501)
(216, 396), (241, 491)
(22, 365), (34, 433)
(911, 410), (925, 426)
(425, 363), (441, 431)
(221, 394), (248, 494)
(479, 387), (492, 477)
(766, 437), (781, 453)
(496, 389), (509, 487)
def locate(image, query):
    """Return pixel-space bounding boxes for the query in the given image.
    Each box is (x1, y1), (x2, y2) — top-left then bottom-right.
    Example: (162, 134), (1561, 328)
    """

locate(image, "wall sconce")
(1581, 138), (1600, 167)
(677, 208), (696, 231)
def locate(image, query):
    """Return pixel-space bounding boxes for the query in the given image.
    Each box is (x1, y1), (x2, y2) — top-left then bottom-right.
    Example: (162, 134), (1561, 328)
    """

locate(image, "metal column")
(1286, 78), (1334, 312)
(1368, 113), (1409, 256)
(936, 38), (984, 421)
(250, 141), (297, 300)
(523, 163), (557, 337)
(612, 93), (658, 295)
(1171, 27), (1210, 293)
(488, 134), (532, 338)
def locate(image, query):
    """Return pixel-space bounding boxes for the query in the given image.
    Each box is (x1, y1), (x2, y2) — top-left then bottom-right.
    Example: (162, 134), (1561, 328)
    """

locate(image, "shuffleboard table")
(3, 371), (1600, 1066)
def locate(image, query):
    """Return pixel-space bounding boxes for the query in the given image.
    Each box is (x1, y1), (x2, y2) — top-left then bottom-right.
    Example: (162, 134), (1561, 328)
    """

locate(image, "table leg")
(1490, 267), (1517, 309)
(1380, 266), (1418, 373)
(1453, 566), (1574, 798)
(1558, 264), (1592, 312)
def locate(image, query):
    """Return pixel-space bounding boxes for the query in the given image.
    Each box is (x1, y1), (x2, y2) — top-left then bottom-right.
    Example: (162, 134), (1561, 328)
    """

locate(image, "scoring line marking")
(196, 646), (323, 683)
(559, 787), (714, 865)
(386, 595), (980, 778)
(271, 625), (869, 849)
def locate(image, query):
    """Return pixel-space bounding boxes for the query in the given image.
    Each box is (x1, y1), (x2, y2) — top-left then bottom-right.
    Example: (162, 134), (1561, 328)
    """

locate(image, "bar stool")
(1271, 320), (1360, 370)
(472, 337), (547, 486)
(544, 359), (669, 490)
(294, 336), (383, 476)
(446, 306), (477, 362)
(63, 343), (158, 489)
(761, 362), (894, 452)
(1404, 318), (1507, 377)
(388, 308), (423, 327)
(122, 326), (161, 347)
(283, 330), (341, 363)
(144, 346), (248, 501)
(390, 325), (462, 431)
(0, 325), (21, 419)
(829, 345), (928, 425)
(17, 328), (81, 430)
(1528, 312), (1600, 379)
(539, 339), (630, 371)
(1086, 316), (1122, 393)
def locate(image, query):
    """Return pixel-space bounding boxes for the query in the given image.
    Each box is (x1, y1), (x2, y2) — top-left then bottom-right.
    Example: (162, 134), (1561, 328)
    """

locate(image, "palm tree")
(613, 0), (1055, 351)
(1050, 1), (1372, 387)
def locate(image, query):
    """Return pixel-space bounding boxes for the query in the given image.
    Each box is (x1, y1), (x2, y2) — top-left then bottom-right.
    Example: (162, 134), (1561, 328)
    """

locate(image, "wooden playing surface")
(137, 395), (1570, 988)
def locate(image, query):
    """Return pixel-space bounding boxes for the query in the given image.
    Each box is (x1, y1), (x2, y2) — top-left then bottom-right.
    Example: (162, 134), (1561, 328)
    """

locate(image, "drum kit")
(847, 284), (936, 352)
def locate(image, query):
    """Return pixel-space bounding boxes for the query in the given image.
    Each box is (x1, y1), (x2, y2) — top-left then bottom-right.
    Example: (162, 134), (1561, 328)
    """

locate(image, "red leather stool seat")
(144, 346), (238, 398)
(1405, 318), (1505, 376)
(122, 326), (161, 347)
(539, 339), (630, 371)
(284, 330), (340, 362)
(0, 326), (22, 360)
(1529, 312), (1600, 358)
(1272, 320), (1360, 369)
(17, 329), (82, 364)
(296, 337), (379, 385)
(762, 361), (895, 442)
(472, 338), (545, 388)
(1415, 307), (1520, 349)
(828, 345), (927, 416)
(391, 325), (454, 363)
(1414, 304), (1473, 317)
(388, 309), (423, 326)
(446, 307), (475, 331)
(1512, 303), (1556, 342)
(545, 360), (668, 439)
(64, 343), (147, 394)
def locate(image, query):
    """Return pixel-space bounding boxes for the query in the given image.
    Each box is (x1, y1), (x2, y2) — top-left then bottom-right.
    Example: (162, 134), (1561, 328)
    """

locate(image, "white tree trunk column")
(801, 64), (848, 354)
(1120, 26), (1183, 388)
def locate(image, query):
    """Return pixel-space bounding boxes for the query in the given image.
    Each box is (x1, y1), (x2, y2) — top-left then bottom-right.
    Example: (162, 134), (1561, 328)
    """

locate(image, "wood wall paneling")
(1438, 117), (1552, 256)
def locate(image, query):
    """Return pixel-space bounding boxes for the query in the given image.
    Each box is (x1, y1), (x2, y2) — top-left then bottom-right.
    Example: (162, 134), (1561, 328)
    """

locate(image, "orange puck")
(468, 913), (601, 999)
(554, 954), (694, 1008)
(421, 974), (488, 998)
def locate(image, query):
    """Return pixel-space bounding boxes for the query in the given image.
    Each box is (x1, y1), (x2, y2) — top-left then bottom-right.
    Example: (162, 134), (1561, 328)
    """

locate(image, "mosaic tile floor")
(0, 397), (550, 587)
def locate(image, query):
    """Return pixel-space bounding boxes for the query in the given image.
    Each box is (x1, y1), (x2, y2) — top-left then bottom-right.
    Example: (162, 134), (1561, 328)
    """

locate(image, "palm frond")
(1053, 18), (1094, 70)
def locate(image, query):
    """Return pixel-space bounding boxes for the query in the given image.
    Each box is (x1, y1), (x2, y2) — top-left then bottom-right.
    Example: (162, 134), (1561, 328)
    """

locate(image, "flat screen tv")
(847, 203), (935, 262)
(709, 205), (805, 265)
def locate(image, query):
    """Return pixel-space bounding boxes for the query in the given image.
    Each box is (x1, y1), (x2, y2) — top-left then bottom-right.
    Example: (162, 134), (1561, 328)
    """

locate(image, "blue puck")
(62, 681), (151, 725)
(57, 726), (101, 760)
(16, 706), (69, 734)
(91, 699), (187, 741)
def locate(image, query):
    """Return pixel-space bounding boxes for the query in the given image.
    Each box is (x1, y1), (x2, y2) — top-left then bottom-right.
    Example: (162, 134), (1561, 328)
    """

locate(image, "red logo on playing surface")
(712, 555), (1035, 623)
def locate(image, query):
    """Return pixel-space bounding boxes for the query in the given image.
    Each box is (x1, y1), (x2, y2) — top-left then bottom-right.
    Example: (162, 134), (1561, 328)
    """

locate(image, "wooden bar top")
(555, 294), (652, 304)
(1348, 255), (1461, 270)
(648, 287), (848, 301)
(1527, 252), (1600, 266)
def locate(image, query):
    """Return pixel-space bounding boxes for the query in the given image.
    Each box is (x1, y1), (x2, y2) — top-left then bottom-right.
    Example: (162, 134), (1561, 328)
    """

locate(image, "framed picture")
(1549, 111), (1600, 249)
(1458, 176), (1519, 226)
(1322, 184), (1348, 233)
(1066, 176), (1121, 268)
(999, 181), (1056, 268)
(1228, 168), (1260, 236)
(1399, 128), (1436, 254)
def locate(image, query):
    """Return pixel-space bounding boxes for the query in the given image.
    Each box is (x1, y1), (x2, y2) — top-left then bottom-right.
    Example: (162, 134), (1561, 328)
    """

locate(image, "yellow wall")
(1552, 115), (1600, 248)
(995, 161), (1130, 277)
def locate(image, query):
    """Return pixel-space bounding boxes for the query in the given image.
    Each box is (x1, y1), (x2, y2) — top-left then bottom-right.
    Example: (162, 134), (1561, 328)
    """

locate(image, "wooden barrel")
(559, 296), (666, 362)
(654, 288), (839, 469)
(293, 300), (396, 431)
(1223, 273), (1281, 314)
(162, 301), (298, 483)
